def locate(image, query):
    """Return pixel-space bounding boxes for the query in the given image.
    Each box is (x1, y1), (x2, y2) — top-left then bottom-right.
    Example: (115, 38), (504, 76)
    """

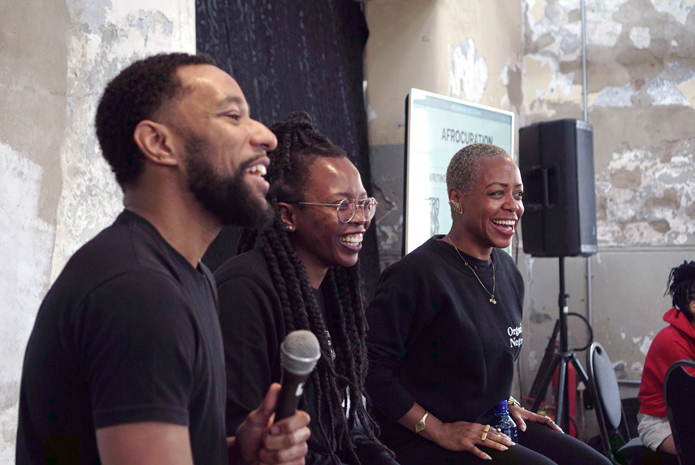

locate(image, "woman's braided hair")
(666, 260), (695, 321)
(238, 111), (382, 464)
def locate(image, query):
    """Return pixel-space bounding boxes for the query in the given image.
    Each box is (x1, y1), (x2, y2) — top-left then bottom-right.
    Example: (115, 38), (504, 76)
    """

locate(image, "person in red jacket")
(638, 260), (695, 455)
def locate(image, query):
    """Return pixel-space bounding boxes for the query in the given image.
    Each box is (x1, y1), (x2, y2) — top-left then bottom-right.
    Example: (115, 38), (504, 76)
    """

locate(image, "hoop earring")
(449, 200), (463, 215)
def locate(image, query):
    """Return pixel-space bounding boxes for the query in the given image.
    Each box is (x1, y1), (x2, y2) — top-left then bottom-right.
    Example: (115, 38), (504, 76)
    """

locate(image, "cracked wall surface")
(52, 0), (195, 281)
(0, 1), (194, 459)
(522, 0), (695, 249)
(520, 0), (695, 401)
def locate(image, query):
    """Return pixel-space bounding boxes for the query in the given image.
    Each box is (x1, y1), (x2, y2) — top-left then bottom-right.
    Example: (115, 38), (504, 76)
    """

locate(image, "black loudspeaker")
(518, 119), (597, 257)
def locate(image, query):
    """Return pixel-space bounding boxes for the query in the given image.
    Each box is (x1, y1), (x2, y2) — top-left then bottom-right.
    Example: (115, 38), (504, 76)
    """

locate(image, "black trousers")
(386, 422), (612, 465)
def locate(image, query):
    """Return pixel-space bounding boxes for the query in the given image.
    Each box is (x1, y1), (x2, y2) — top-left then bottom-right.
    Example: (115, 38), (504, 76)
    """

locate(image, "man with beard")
(16, 53), (310, 465)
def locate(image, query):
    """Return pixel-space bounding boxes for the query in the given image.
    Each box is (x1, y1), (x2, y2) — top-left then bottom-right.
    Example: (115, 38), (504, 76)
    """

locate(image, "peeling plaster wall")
(522, 0), (695, 247)
(52, 0), (195, 281)
(0, 3), (67, 458)
(364, 0), (523, 267)
(520, 0), (695, 405)
(0, 1), (194, 460)
(0, 145), (55, 463)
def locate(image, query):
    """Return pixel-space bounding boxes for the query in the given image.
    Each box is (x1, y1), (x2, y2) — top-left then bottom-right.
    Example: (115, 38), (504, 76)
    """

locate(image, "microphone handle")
(275, 370), (311, 422)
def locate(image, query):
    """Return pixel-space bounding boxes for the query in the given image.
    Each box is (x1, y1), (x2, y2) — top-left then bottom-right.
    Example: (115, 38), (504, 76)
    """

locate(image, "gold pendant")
(489, 296), (497, 305)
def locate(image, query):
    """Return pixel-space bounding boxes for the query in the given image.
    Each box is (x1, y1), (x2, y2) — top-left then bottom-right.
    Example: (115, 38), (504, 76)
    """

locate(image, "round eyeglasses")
(297, 197), (378, 224)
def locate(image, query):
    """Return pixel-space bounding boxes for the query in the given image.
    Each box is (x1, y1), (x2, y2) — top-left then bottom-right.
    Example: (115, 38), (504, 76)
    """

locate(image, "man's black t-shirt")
(16, 210), (227, 465)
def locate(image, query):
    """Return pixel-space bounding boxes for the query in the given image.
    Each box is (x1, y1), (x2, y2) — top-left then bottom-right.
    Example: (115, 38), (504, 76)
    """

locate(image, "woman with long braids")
(637, 261), (695, 460)
(214, 111), (396, 465)
(365, 144), (611, 465)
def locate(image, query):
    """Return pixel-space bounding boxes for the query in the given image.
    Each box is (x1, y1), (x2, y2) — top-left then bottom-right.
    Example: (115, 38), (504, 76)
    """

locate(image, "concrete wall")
(365, 0), (695, 435)
(0, 1), (194, 460)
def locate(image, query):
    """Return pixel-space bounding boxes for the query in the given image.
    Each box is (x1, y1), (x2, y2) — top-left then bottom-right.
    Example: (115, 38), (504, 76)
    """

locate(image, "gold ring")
(481, 424), (490, 441)
(481, 432), (487, 441)
(545, 416), (555, 425)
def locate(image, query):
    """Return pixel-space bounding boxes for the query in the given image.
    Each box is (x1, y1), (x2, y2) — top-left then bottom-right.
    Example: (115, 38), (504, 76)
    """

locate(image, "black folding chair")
(586, 342), (674, 464)
(665, 359), (695, 465)
(586, 342), (632, 461)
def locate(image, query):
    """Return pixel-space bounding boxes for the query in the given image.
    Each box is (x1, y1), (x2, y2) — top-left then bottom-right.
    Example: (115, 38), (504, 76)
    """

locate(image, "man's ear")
(133, 120), (179, 167)
(278, 202), (296, 232)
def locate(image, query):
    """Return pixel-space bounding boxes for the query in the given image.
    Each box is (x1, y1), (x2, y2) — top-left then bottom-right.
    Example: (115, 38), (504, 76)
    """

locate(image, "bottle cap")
(495, 399), (509, 411)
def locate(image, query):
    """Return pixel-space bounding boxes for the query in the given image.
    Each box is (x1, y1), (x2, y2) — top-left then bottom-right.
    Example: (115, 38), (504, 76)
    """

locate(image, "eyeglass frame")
(294, 197), (378, 224)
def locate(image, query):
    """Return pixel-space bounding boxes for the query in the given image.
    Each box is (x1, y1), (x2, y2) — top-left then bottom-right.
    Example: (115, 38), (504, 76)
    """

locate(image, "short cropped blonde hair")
(445, 143), (512, 195)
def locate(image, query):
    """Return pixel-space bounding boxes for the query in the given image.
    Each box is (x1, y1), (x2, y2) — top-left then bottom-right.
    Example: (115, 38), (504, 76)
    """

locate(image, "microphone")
(275, 329), (321, 422)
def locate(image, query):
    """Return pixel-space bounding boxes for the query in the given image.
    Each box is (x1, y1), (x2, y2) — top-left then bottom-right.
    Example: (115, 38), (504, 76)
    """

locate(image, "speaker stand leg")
(529, 258), (596, 434)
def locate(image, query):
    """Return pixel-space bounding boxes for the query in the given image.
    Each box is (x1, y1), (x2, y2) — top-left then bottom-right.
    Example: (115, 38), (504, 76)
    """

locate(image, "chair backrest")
(665, 359), (695, 465)
(587, 341), (627, 459)
(588, 342), (623, 429)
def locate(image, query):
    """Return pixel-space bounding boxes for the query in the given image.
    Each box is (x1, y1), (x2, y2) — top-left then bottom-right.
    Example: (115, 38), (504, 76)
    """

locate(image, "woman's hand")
(431, 420), (514, 461)
(508, 405), (564, 434)
(233, 383), (311, 465)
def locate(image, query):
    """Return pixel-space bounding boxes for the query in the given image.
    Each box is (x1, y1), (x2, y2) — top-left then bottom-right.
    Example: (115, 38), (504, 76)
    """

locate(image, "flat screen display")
(404, 88), (515, 256)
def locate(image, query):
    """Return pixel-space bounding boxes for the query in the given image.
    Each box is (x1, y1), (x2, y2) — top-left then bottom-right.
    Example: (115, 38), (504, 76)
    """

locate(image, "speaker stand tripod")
(529, 257), (593, 433)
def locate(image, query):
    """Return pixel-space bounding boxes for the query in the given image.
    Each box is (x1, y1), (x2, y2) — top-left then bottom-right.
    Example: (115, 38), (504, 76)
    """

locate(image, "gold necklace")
(444, 236), (496, 305)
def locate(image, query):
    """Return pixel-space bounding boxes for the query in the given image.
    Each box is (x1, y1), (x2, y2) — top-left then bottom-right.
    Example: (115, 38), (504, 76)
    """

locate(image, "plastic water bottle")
(491, 399), (518, 443)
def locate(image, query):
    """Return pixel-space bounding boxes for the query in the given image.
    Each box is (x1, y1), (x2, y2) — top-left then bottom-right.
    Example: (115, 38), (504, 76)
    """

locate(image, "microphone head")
(280, 330), (321, 376)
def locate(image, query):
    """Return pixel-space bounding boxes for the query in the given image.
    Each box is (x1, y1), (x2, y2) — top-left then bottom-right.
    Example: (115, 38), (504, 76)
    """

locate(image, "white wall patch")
(448, 38), (488, 103)
(0, 141), (54, 461)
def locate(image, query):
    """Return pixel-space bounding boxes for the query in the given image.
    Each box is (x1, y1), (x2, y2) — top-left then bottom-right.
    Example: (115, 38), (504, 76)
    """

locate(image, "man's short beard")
(184, 135), (274, 229)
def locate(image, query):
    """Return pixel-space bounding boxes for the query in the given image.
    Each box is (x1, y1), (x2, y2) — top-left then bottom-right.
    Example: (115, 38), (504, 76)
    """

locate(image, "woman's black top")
(365, 236), (524, 445)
